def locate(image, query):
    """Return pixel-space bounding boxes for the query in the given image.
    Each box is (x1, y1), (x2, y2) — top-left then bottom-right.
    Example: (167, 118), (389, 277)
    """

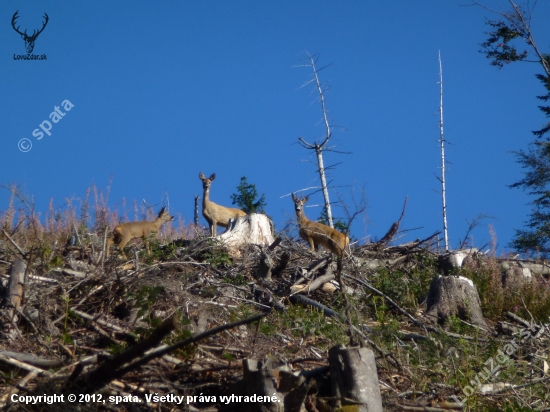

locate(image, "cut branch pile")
(0, 228), (549, 411)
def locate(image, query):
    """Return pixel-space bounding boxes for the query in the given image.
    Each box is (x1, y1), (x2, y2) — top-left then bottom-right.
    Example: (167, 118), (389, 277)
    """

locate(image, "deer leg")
(106, 238), (114, 257)
(212, 222), (217, 237)
(118, 236), (132, 259)
(308, 238), (316, 252)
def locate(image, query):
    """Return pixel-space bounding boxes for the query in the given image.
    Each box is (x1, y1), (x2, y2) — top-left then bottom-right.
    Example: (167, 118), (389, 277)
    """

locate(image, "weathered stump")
(438, 248), (479, 275)
(425, 275), (487, 328)
(218, 214), (275, 256)
(255, 248), (274, 282)
(227, 358), (284, 412)
(328, 345), (383, 412)
(4, 260), (27, 340)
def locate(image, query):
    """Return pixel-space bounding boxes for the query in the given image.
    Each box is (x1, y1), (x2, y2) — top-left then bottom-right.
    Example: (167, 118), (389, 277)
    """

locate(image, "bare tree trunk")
(298, 52), (335, 228)
(315, 143), (333, 227)
(311, 50), (334, 228)
(194, 195), (199, 226)
(438, 51), (449, 250)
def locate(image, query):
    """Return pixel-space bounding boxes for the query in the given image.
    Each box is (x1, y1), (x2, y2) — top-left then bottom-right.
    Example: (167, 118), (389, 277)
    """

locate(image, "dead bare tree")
(194, 194), (200, 226)
(437, 51), (450, 250)
(297, 52), (348, 228)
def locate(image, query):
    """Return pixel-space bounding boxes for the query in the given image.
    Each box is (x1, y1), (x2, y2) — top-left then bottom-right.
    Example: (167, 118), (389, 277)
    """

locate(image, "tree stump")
(255, 248), (274, 282)
(227, 358), (284, 412)
(425, 275), (487, 328)
(4, 260), (27, 340)
(328, 345), (383, 412)
(438, 248), (478, 275)
(218, 214), (275, 255)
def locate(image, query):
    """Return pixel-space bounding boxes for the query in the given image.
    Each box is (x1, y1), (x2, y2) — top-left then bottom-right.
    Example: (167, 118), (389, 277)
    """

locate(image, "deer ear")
(158, 206), (166, 216)
(210, 173), (216, 181)
(304, 196), (309, 203)
(292, 193), (297, 202)
(199, 172), (205, 180)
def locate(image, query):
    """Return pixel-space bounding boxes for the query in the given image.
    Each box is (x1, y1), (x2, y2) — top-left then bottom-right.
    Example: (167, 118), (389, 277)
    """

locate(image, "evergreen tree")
(231, 177), (267, 214)
(318, 206), (347, 233)
(479, 2), (550, 255)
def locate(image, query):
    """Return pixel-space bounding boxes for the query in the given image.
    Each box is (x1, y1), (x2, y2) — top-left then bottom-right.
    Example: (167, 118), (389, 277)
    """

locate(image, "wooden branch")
(101, 225), (108, 269)
(71, 315), (180, 391)
(481, 376), (550, 395)
(2, 230), (26, 257)
(71, 309), (130, 334)
(0, 351), (64, 368)
(72, 312), (267, 391)
(289, 293), (404, 371)
(268, 236), (282, 251)
(378, 196), (408, 247)
(505, 311), (532, 329)
(111, 312), (267, 379)
(0, 353), (52, 376)
(345, 274), (424, 329)
(388, 403), (462, 411)
(304, 272), (335, 294)
(289, 294), (342, 319)
(5, 370), (39, 402)
(272, 250), (290, 278)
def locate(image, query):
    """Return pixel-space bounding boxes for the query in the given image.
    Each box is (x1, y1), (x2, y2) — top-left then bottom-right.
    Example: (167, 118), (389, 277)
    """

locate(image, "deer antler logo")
(11, 11), (49, 54)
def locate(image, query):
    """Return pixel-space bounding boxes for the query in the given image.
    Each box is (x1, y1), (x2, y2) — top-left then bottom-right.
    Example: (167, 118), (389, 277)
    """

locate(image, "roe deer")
(107, 206), (174, 258)
(292, 193), (349, 256)
(199, 172), (247, 236)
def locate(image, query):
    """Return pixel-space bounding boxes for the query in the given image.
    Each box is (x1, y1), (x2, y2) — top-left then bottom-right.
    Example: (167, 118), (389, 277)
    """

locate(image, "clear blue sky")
(1, 1), (549, 253)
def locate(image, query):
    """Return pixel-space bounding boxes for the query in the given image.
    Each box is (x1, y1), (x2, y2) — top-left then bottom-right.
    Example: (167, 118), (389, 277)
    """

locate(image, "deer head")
(157, 206), (174, 223)
(292, 193), (309, 215)
(12, 11), (49, 54)
(199, 172), (216, 192)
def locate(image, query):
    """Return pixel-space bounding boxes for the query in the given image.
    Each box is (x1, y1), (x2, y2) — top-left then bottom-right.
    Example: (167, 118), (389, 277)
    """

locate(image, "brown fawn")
(292, 193), (349, 256)
(199, 172), (247, 236)
(107, 206), (174, 258)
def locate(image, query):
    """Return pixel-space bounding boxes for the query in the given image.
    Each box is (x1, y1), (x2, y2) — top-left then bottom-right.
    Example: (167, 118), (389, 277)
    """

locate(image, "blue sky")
(1, 1), (549, 253)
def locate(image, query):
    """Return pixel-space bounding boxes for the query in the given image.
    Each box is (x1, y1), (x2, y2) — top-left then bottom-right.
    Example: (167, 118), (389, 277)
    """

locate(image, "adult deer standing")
(107, 207), (173, 258)
(292, 193), (349, 256)
(199, 172), (247, 236)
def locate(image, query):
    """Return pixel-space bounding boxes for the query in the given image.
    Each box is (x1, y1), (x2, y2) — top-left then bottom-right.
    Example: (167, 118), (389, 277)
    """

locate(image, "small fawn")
(107, 206), (174, 258)
(292, 193), (349, 256)
(199, 172), (247, 236)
